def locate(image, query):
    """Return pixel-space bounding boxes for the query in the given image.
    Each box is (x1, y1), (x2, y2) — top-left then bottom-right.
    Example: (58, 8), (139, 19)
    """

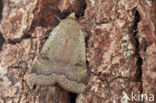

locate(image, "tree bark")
(0, 0), (155, 103)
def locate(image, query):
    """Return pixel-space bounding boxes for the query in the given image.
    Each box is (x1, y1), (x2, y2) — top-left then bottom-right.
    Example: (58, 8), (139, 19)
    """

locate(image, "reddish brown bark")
(0, 0), (155, 103)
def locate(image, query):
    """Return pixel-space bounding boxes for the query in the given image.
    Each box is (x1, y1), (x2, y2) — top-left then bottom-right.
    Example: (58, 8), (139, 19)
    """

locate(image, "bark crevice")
(133, 10), (143, 95)
(0, 32), (5, 50)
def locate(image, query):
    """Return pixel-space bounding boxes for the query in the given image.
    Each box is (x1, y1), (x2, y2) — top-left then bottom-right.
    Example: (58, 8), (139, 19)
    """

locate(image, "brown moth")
(29, 13), (87, 93)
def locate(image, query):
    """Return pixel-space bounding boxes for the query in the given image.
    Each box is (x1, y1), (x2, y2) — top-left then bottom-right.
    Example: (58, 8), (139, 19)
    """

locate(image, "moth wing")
(29, 15), (87, 90)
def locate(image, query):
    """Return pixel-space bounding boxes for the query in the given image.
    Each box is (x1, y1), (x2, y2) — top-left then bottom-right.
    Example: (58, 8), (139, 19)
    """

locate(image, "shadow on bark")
(0, 0), (3, 21)
(0, 32), (5, 50)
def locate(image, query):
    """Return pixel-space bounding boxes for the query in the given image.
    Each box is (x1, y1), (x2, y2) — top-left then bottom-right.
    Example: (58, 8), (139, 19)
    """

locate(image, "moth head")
(67, 13), (76, 19)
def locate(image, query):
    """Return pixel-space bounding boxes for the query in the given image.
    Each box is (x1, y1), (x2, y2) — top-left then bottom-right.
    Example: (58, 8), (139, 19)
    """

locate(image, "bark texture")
(0, 0), (155, 103)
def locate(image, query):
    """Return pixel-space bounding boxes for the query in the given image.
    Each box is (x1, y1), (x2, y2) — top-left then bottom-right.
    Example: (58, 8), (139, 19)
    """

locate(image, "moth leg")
(29, 73), (57, 86)
(57, 75), (86, 93)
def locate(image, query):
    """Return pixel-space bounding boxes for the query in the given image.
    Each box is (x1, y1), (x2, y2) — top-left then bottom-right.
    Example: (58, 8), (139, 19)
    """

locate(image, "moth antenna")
(54, 15), (62, 22)
(39, 33), (50, 40)
(49, 5), (57, 10)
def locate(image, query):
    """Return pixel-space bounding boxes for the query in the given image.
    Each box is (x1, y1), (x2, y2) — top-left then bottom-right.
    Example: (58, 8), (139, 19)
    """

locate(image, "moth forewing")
(29, 13), (87, 93)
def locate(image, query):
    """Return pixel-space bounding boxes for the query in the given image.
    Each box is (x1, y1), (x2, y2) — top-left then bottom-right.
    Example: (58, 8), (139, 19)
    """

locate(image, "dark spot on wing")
(75, 63), (82, 66)
(42, 56), (49, 61)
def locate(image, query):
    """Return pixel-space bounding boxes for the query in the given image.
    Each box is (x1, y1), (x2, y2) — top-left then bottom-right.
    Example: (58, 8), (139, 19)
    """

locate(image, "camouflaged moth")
(29, 13), (87, 93)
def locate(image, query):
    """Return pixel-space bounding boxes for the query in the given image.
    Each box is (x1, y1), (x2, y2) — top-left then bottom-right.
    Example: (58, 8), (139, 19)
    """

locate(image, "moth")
(29, 13), (87, 93)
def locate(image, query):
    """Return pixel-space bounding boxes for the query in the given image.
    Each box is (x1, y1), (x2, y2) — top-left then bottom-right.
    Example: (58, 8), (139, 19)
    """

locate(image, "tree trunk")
(0, 0), (155, 103)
